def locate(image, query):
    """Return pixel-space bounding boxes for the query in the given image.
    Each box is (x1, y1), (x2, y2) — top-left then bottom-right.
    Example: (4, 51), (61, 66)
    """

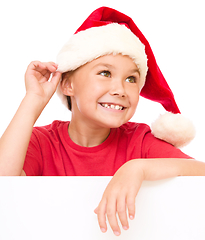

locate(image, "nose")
(109, 79), (127, 98)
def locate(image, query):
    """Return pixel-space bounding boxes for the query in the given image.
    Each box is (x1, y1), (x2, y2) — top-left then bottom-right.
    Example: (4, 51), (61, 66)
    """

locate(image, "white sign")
(0, 177), (204, 239)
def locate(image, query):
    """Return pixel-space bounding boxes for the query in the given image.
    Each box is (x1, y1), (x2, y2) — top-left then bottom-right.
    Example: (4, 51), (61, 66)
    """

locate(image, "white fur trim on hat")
(151, 112), (196, 148)
(56, 23), (148, 89)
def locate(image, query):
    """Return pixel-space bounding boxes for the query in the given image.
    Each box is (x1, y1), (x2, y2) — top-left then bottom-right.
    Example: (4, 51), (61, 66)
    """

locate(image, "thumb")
(94, 207), (98, 214)
(50, 71), (62, 89)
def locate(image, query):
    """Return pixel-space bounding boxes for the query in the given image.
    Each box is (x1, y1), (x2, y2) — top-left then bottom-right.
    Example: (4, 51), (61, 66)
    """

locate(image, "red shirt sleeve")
(141, 131), (193, 159)
(23, 130), (43, 176)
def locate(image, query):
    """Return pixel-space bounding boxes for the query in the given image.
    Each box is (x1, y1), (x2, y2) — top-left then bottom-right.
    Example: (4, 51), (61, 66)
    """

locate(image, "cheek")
(73, 84), (101, 111)
(133, 94), (140, 107)
(127, 93), (139, 120)
(128, 88), (140, 108)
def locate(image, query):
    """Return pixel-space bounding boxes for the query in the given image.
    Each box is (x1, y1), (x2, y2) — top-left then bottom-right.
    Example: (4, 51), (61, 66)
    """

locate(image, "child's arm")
(94, 158), (205, 236)
(0, 61), (62, 176)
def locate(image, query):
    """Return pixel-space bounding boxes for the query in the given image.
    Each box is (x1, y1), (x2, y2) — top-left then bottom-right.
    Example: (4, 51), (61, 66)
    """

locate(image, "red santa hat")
(56, 6), (195, 148)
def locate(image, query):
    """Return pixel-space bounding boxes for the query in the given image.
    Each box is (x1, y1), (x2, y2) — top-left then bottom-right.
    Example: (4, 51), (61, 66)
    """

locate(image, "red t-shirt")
(23, 120), (191, 176)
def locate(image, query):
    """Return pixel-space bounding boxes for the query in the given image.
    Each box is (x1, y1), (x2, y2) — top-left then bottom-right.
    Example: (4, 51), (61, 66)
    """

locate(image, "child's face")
(64, 54), (140, 129)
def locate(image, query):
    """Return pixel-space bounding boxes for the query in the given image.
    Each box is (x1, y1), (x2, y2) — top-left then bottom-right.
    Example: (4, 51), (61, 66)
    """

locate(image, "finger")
(47, 61), (58, 68)
(29, 61), (57, 75)
(40, 64), (59, 82)
(126, 192), (136, 220)
(96, 199), (107, 233)
(116, 195), (129, 230)
(50, 71), (62, 88)
(31, 61), (47, 72)
(94, 207), (98, 214)
(40, 71), (52, 82)
(40, 62), (58, 73)
(106, 198), (121, 236)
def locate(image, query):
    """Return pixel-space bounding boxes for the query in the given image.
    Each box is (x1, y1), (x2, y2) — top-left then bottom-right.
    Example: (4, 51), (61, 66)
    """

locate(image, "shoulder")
(34, 120), (69, 131)
(112, 122), (151, 144)
(118, 122), (151, 135)
(32, 120), (69, 140)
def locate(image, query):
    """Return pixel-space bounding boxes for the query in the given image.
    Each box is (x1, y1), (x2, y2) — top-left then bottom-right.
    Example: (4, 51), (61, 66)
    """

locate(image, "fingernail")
(100, 228), (106, 233)
(129, 215), (134, 220)
(114, 231), (120, 236)
(123, 225), (129, 230)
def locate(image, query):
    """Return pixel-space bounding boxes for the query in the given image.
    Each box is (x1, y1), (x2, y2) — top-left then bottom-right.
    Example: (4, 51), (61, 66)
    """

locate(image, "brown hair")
(67, 95), (72, 111)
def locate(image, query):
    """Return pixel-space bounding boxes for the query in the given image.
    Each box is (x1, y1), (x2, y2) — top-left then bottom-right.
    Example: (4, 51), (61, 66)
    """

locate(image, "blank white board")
(0, 176), (204, 240)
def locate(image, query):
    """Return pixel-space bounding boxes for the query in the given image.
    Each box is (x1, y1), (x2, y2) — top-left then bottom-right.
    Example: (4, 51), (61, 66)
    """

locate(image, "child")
(0, 6), (205, 236)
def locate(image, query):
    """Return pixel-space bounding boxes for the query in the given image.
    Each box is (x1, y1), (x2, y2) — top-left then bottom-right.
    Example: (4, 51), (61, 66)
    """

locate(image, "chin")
(99, 119), (127, 129)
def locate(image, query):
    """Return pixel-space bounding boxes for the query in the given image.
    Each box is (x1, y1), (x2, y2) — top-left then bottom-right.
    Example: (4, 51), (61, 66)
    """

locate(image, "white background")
(0, 0), (204, 161)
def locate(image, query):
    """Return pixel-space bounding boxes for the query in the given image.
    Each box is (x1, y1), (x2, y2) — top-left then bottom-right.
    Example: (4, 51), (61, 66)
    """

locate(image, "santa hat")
(56, 6), (195, 148)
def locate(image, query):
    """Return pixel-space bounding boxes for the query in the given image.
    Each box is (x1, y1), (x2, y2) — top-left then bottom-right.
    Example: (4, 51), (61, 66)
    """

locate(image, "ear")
(60, 72), (74, 96)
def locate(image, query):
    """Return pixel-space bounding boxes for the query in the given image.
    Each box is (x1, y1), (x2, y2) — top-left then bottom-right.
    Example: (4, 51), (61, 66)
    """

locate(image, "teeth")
(104, 104), (109, 108)
(101, 103), (123, 110)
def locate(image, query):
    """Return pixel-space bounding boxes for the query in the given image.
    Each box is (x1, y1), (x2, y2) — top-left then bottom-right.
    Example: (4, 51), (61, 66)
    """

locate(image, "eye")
(125, 76), (136, 83)
(99, 71), (111, 78)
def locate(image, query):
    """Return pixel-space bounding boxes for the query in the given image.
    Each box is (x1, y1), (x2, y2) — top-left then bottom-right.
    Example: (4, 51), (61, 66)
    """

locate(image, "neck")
(68, 119), (110, 147)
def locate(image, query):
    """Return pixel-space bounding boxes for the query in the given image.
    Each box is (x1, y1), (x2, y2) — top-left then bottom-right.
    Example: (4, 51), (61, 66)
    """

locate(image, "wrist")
(122, 159), (146, 181)
(22, 93), (47, 123)
(24, 92), (48, 108)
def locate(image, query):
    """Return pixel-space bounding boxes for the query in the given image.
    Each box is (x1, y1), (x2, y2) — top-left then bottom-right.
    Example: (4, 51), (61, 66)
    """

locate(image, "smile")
(100, 103), (124, 110)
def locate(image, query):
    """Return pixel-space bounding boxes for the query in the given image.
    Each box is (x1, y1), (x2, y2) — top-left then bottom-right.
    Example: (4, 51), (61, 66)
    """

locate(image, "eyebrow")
(92, 63), (115, 70)
(128, 68), (140, 75)
(92, 63), (140, 75)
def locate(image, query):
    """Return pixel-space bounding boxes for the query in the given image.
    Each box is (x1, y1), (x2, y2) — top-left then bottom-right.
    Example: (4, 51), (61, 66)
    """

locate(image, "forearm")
(132, 158), (205, 181)
(0, 94), (45, 175)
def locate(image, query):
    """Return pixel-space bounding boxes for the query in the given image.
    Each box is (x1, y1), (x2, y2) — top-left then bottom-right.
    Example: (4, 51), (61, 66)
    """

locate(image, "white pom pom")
(151, 112), (196, 148)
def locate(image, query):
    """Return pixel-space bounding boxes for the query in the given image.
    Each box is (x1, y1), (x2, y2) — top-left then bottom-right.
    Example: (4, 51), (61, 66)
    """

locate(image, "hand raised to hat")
(24, 61), (62, 106)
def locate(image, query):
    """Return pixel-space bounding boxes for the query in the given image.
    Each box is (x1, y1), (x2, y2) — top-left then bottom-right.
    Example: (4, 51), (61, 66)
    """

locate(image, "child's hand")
(94, 160), (144, 236)
(94, 158), (205, 236)
(25, 61), (62, 105)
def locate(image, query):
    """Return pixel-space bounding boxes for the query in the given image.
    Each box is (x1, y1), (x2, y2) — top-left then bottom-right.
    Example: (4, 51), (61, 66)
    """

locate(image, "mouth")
(99, 103), (125, 110)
